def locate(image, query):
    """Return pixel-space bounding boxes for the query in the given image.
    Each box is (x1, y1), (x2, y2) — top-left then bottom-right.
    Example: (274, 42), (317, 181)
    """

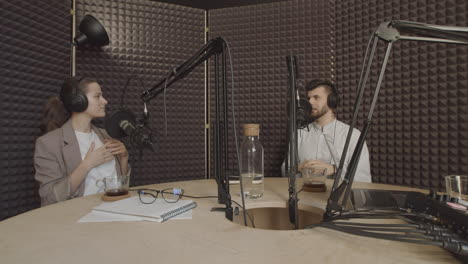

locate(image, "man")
(287, 79), (371, 182)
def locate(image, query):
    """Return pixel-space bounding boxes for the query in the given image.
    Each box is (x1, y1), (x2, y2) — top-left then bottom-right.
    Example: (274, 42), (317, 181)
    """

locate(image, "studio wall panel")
(75, 0), (206, 186)
(1, 0), (70, 220)
(209, 0), (333, 177)
(334, 0), (468, 190)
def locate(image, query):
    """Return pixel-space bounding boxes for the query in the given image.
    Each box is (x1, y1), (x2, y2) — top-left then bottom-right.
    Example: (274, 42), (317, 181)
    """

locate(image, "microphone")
(286, 56), (310, 129)
(105, 109), (154, 151)
(288, 90), (311, 129)
(296, 94), (311, 129)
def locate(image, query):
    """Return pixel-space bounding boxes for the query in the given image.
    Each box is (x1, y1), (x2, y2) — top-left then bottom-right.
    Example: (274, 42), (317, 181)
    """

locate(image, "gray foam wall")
(2, 0), (70, 219)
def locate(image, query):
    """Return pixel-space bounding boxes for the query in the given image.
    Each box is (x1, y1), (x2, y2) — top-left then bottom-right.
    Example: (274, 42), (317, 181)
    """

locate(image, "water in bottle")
(240, 124), (264, 199)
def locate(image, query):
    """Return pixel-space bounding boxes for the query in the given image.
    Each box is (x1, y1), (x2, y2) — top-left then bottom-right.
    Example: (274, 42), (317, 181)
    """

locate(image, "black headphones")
(327, 84), (339, 109)
(60, 76), (88, 113)
(306, 79), (339, 110)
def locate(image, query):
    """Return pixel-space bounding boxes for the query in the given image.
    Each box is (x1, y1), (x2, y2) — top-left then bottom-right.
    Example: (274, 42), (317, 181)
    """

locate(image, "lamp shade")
(73, 15), (109, 47)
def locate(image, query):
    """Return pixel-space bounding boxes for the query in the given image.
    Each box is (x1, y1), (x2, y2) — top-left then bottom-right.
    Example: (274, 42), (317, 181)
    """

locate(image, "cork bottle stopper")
(243, 124), (260, 136)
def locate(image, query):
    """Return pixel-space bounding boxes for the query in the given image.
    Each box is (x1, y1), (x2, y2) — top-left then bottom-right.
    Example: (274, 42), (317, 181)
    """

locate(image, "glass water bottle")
(240, 124), (264, 199)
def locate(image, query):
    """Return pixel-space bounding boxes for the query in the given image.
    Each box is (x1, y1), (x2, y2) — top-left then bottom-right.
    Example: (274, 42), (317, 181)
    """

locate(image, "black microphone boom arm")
(141, 37), (234, 221)
(286, 55), (299, 229)
(324, 20), (468, 219)
(141, 37), (224, 103)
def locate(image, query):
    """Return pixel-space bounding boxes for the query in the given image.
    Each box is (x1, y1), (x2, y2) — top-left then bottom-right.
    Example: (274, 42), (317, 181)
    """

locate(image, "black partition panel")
(2, 0), (70, 219)
(334, 0), (468, 190)
(208, 0), (334, 177)
(75, 0), (206, 186)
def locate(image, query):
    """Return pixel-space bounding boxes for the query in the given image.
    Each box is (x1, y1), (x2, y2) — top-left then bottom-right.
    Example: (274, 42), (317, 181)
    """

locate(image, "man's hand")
(298, 160), (335, 176)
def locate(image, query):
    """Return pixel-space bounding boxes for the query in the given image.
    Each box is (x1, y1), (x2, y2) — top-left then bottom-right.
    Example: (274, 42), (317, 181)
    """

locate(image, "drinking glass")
(445, 175), (468, 205)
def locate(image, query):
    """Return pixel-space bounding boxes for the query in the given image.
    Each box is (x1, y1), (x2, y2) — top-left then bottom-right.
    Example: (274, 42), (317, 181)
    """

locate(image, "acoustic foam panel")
(1, 0), (70, 220)
(75, 0), (206, 186)
(209, 0), (334, 177)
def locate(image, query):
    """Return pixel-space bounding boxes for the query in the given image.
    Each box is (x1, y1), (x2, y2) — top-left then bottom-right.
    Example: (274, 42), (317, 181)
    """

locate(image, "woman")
(34, 77), (130, 206)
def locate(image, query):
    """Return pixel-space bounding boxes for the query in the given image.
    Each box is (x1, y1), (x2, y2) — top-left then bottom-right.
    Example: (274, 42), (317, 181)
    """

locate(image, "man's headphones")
(59, 76), (88, 113)
(327, 84), (339, 110)
(306, 79), (339, 110)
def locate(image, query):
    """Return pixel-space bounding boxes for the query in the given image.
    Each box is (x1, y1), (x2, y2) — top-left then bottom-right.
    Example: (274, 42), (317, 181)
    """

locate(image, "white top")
(75, 130), (118, 195)
(297, 119), (372, 182)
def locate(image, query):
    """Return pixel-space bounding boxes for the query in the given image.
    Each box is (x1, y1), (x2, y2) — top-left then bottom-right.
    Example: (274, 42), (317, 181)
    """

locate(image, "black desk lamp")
(70, 11), (110, 76)
(325, 20), (468, 219)
(72, 15), (110, 47)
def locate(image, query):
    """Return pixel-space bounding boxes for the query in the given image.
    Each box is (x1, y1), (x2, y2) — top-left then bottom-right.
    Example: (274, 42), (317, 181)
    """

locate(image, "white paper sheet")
(78, 208), (193, 223)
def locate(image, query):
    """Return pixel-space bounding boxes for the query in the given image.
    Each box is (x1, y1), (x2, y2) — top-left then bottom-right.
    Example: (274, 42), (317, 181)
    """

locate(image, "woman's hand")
(104, 138), (130, 175)
(82, 142), (114, 169)
(104, 138), (129, 159)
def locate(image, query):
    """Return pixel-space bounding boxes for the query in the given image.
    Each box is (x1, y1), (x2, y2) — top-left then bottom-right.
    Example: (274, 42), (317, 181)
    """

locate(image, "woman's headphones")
(59, 76), (88, 113)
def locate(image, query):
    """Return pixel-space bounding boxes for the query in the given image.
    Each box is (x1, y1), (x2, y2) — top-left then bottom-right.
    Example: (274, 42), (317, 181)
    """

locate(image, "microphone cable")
(121, 76), (132, 108)
(227, 200), (255, 228)
(323, 207), (437, 222)
(221, 36), (250, 228)
(120, 74), (147, 107)
(127, 189), (256, 228)
(181, 193), (255, 228)
(318, 222), (468, 256)
(328, 223), (463, 240)
(119, 74), (155, 149)
(305, 210), (468, 257)
(324, 221), (456, 232)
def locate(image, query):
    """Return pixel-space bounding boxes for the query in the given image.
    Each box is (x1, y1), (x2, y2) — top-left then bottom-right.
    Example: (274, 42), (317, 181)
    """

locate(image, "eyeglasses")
(136, 188), (184, 204)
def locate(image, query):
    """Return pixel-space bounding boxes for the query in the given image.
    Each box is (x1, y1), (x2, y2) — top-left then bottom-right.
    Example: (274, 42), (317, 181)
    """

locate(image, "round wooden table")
(0, 178), (458, 263)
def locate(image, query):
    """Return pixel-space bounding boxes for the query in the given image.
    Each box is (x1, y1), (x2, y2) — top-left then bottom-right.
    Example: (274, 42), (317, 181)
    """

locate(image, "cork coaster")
(302, 183), (327, 192)
(101, 192), (131, 202)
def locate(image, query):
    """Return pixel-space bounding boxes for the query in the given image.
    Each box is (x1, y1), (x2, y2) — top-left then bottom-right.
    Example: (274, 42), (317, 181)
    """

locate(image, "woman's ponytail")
(39, 96), (69, 135)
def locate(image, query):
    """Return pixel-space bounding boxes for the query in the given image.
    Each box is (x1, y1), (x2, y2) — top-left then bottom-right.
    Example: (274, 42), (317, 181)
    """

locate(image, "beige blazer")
(34, 119), (130, 206)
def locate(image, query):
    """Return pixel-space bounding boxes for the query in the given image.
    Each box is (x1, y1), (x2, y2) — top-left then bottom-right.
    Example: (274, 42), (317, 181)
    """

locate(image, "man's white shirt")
(294, 119), (372, 182)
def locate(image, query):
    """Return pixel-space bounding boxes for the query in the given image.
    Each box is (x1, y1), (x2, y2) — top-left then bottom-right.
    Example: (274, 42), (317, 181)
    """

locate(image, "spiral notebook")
(92, 196), (197, 223)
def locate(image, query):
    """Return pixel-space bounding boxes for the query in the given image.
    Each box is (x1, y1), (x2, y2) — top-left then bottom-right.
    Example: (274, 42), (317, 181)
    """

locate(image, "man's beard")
(310, 106), (329, 121)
